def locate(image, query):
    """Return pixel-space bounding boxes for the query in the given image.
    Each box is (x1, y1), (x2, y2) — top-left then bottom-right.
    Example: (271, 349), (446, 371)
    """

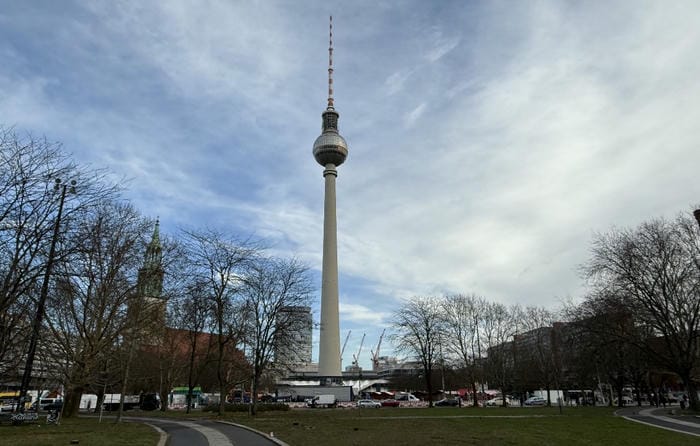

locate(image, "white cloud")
(2, 0), (700, 364)
(384, 69), (414, 96)
(403, 103), (426, 128)
(340, 302), (390, 326)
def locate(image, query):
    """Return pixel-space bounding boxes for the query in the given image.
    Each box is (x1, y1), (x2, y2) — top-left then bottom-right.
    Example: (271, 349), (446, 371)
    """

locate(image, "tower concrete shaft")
(312, 16), (348, 382)
(318, 164), (341, 378)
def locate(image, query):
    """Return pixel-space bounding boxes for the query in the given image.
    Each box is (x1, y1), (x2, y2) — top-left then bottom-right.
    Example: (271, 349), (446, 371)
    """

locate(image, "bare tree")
(481, 302), (517, 405)
(129, 234), (190, 411)
(441, 294), (486, 407)
(392, 296), (444, 407)
(519, 306), (557, 405)
(181, 229), (258, 415)
(0, 128), (121, 409)
(130, 238), (198, 412)
(240, 256), (314, 415)
(566, 293), (651, 407)
(0, 129), (116, 380)
(584, 213), (700, 410)
(45, 201), (147, 418)
(177, 280), (215, 414)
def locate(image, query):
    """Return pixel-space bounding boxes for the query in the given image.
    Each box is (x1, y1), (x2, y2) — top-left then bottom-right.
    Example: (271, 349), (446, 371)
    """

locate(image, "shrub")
(203, 403), (290, 413)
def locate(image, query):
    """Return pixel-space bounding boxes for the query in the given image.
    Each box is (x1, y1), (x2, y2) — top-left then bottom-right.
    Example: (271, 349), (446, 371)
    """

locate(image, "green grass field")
(0, 416), (158, 446)
(2, 406), (689, 446)
(219, 406), (690, 446)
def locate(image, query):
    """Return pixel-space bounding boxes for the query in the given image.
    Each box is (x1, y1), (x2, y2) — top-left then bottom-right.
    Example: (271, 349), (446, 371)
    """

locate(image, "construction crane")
(340, 330), (351, 365)
(352, 333), (366, 368)
(371, 329), (386, 371)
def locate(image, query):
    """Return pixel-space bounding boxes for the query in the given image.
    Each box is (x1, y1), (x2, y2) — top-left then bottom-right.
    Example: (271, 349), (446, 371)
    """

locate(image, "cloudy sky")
(2, 1), (699, 369)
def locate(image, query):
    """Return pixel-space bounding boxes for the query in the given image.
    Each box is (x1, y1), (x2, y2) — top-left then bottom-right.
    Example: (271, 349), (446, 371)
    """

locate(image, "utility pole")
(16, 178), (75, 412)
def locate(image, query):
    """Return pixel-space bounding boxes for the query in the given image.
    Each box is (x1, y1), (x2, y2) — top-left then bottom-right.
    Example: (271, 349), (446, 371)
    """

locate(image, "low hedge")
(203, 402), (290, 412)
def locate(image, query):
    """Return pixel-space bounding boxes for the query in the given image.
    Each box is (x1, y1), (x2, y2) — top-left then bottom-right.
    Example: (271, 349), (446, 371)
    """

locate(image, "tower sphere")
(313, 129), (348, 167)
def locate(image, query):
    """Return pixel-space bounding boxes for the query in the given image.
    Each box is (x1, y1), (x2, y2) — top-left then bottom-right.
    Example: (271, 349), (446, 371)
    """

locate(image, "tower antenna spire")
(327, 15), (334, 110)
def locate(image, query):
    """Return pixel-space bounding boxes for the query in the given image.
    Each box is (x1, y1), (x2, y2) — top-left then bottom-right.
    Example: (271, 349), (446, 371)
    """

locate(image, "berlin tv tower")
(313, 16), (348, 383)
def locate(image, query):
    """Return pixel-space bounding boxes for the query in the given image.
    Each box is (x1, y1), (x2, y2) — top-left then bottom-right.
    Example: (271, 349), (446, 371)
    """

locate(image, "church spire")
(144, 218), (162, 268)
(138, 218), (164, 300)
(131, 218), (167, 344)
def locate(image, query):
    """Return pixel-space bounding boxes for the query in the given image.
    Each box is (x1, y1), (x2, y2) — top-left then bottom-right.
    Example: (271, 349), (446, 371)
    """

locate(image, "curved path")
(126, 416), (286, 446)
(618, 406), (700, 437)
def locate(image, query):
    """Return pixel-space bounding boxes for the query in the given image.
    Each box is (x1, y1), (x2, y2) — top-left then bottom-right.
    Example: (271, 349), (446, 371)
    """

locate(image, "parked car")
(395, 393), (419, 401)
(0, 401), (19, 412)
(524, 396), (547, 406)
(613, 396), (634, 406)
(485, 397), (512, 407)
(30, 398), (63, 411)
(43, 400), (64, 411)
(381, 399), (400, 407)
(434, 398), (460, 407)
(357, 399), (381, 408)
(666, 393), (681, 404)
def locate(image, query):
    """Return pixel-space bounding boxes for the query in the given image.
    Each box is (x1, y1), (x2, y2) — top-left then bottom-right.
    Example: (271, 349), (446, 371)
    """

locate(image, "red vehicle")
(381, 399), (400, 407)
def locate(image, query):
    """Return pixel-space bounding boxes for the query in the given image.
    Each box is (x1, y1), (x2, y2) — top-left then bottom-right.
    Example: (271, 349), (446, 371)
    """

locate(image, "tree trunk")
(216, 322), (226, 416)
(471, 380), (478, 407)
(63, 384), (84, 418)
(158, 356), (167, 412)
(116, 336), (136, 423)
(159, 388), (169, 412)
(681, 373), (699, 411)
(217, 337), (225, 416)
(425, 367), (433, 408)
(95, 389), (105, 413)
(250, 371), (259, 416)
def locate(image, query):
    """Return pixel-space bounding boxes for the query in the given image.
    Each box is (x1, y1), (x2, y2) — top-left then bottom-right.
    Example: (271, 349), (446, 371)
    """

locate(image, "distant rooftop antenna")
(327, 15), (334, 110)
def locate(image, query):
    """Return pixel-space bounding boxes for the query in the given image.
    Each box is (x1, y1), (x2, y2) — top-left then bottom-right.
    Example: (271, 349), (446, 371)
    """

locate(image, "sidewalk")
(617, 406), (700, 437)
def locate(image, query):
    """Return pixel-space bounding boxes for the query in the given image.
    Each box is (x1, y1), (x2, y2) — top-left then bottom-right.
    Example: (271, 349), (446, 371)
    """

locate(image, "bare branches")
(239, 256), (314, 413)
(392, 296), (444, 406)
(580, 212), (700, 409)
(44, 201), (148, 417)
(0, 128), (121, 384)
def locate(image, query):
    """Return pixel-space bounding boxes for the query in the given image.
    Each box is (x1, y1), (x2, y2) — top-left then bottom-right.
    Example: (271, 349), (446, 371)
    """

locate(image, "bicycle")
(46, 409), (60, 425)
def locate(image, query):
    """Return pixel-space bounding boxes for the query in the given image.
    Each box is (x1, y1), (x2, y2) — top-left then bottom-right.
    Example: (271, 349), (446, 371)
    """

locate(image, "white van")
(306, 394), (337, 408)
(396, 393), (419, 401)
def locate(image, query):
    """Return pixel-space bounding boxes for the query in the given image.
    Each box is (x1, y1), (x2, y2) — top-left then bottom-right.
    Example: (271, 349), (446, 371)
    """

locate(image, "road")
(126, 417), (286, 446)
(617, 406), (700, 437)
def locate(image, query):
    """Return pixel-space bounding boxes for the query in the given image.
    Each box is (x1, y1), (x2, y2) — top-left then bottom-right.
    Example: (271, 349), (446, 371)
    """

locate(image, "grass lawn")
(67, 405), (693, 445)
(0, 416), (159, 446)
(215, 406), (690, 446)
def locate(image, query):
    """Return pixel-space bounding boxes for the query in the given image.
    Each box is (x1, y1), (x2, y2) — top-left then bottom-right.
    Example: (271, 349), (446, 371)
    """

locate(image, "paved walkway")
(126, 417), (286, 446)
(617, 406), (700, 437)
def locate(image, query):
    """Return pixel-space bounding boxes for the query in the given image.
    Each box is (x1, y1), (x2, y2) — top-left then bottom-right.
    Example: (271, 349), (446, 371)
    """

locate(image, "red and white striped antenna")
(327, 15), (334, 110)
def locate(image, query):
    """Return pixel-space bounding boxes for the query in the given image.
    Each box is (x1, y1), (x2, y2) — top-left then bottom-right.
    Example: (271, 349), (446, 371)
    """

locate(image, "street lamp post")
(15, 178), (75, 412)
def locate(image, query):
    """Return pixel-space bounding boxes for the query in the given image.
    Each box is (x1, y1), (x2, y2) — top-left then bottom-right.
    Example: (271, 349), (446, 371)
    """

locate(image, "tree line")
(392, 212), (700, 411)
(0, 128), (314, 418)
